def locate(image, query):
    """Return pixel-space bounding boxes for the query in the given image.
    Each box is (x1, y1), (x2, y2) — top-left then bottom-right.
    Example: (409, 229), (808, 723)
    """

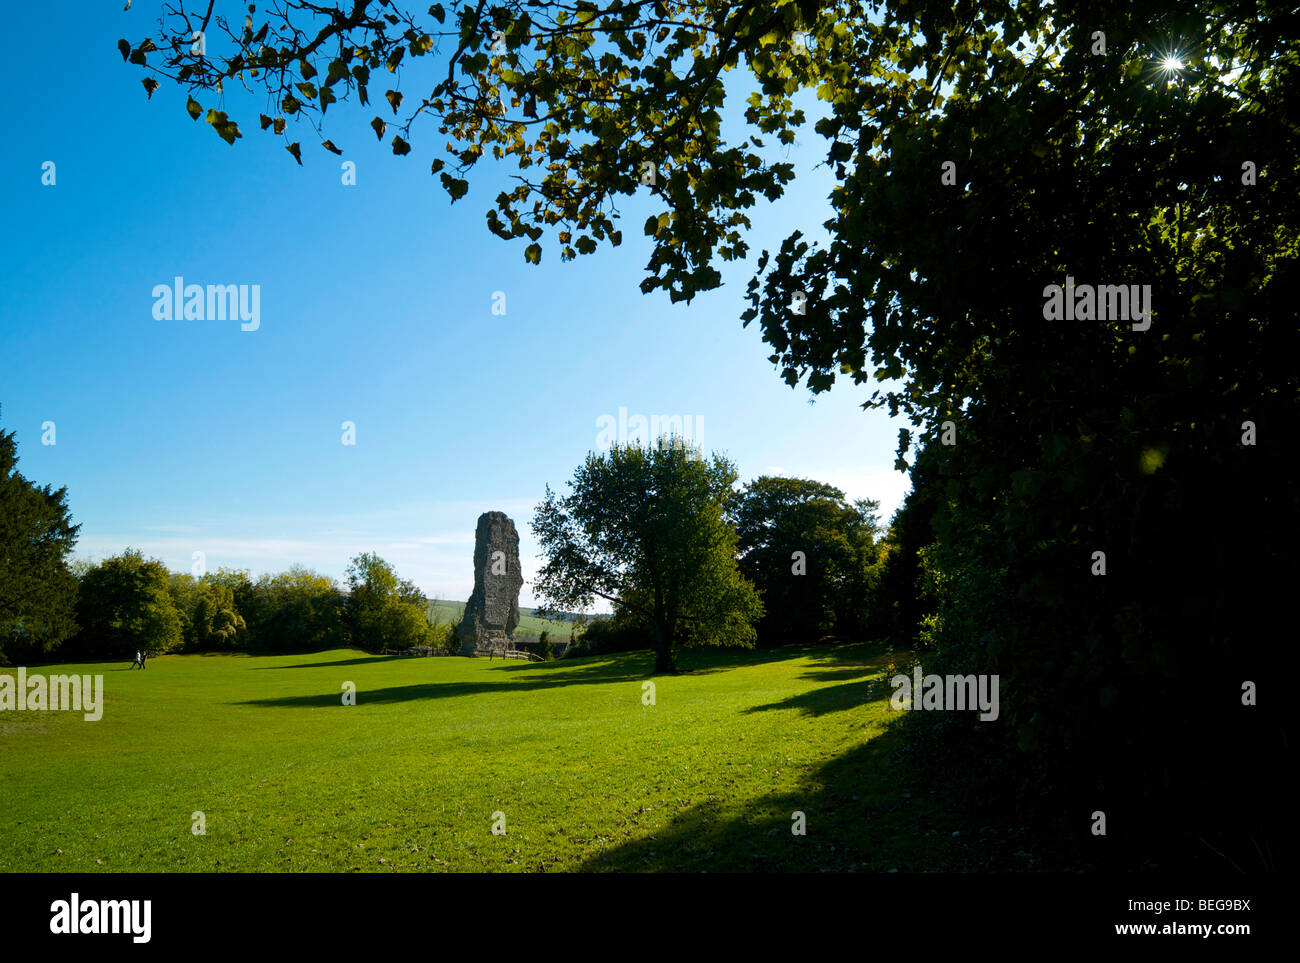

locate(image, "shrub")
(443, 617), (463, 656)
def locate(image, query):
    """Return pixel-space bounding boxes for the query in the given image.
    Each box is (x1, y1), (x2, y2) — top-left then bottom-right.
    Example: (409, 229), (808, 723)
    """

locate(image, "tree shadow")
(740, 648), (905, 718)
(742, 675), (896, 718)
(574, 726), (984, 872)
(251, 655), (405, 670)
(235, 651), (662, 708)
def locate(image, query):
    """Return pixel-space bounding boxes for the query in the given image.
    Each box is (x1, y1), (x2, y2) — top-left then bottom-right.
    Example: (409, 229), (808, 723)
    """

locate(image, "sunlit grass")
(0, 645), (979, 872)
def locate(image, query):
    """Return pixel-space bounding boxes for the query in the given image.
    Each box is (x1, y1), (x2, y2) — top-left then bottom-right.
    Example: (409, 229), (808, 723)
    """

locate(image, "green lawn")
(0, 644), (980, 872)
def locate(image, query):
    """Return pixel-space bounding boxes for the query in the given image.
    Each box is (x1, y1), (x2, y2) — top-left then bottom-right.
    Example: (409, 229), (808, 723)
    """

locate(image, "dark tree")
(729, 475), (879, 645)
(0, 413), (81, 663)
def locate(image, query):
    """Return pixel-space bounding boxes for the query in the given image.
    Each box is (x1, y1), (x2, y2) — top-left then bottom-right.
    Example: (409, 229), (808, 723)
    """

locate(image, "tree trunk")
(653, 633), (677, 674)
(651, 589), (677, 674)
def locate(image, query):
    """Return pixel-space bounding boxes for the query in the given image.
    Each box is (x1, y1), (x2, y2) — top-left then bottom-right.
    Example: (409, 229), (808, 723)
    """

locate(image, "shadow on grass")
(236, 651), (656, 707)
(251, 655), (407, 670)
(740, 646), (905, 717)
(742, 675), (896, 718)
(573, 725), (980, 873)
(235, 644), (899, 710)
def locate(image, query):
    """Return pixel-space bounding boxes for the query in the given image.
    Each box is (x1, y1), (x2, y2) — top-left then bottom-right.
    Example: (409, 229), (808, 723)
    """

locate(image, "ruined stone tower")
(457, 511), (524, 656)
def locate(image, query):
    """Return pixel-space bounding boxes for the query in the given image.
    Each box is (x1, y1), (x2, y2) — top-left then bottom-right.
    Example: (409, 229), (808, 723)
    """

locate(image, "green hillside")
(425, 599), (578, 638)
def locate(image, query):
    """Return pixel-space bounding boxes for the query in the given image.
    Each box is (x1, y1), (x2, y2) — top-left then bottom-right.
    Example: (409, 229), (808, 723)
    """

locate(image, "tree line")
(3, 416), (904, 668)
(539, 441), (910, 671)
(0, 429), (452, 664)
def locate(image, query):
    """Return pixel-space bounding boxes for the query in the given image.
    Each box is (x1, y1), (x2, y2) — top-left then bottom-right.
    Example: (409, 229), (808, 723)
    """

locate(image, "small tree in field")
(533, 439), (762, 675)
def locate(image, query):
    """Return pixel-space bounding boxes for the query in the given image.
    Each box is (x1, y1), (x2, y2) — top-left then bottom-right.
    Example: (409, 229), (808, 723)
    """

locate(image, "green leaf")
(142, 78), (159, 99)
(385, 90), (403, 114)
(259, 114), (273, 131)
(439, 171), (468, 201)
(117, 39), (130, 62)
(286, 142), (302, 165)
(186, 96), (202, 120)
(300, 59), (317, 80)
(326, 59), (349, 86)
(428, 4), (445, 24)
(391, 134), (411, 155)
(205, 109), (242, 145)
(371, 117), (387, 140)
(322, 140), (343, 155)
(524, 243), (542, 264)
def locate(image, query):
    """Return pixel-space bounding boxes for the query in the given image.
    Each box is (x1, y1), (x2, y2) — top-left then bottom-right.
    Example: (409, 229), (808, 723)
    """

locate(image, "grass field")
(0, 644), (982, 872)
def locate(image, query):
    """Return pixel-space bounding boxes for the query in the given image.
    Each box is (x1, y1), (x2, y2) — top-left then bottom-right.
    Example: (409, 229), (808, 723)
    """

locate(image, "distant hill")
(424, 599), (582, 637)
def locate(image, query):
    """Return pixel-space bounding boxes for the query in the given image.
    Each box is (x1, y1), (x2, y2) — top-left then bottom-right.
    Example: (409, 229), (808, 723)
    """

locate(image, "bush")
(364, 600), (434, 652)
(245, 567), (346, 653)
(577, 617), (653, 655)
(443, 616), (463, 656)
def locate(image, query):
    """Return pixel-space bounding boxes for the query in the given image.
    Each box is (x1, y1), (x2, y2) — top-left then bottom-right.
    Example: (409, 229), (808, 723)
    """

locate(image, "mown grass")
(0, 644), (983, 872)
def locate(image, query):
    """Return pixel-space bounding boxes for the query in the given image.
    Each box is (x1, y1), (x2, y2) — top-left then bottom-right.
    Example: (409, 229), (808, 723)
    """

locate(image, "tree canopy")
(533, 439), (762, 673)
(0, 413), (81, 662)
(74, 550), (184, 658)
(729, 475), (879, 644)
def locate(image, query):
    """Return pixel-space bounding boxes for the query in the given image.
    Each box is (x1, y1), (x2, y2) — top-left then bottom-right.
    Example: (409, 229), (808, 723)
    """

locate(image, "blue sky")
(0, 2), (910, 608)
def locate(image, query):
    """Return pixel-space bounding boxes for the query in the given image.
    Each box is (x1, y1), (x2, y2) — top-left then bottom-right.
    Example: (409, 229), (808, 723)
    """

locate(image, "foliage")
(533, 439), (762, 673)
(576, 612), (654, 655)
(729, 475), (879, 645)
(245, 566), (348, 652)
(191, 579), (248, 650)
(0, 412), (81, 663)
(118, 0), (821, 301)
(116, 0), (1295, 864)
(72, 550), (183, 658)
(443, 615), (463, 655)
(376, 599), (438, 651)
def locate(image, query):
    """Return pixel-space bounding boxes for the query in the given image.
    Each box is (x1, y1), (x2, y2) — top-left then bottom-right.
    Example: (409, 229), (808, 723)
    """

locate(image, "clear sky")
(0, 2), (910, 608)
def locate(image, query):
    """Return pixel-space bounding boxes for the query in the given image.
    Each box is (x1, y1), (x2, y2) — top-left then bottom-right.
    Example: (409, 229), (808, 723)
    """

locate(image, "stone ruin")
(458, 511), (524, 657)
